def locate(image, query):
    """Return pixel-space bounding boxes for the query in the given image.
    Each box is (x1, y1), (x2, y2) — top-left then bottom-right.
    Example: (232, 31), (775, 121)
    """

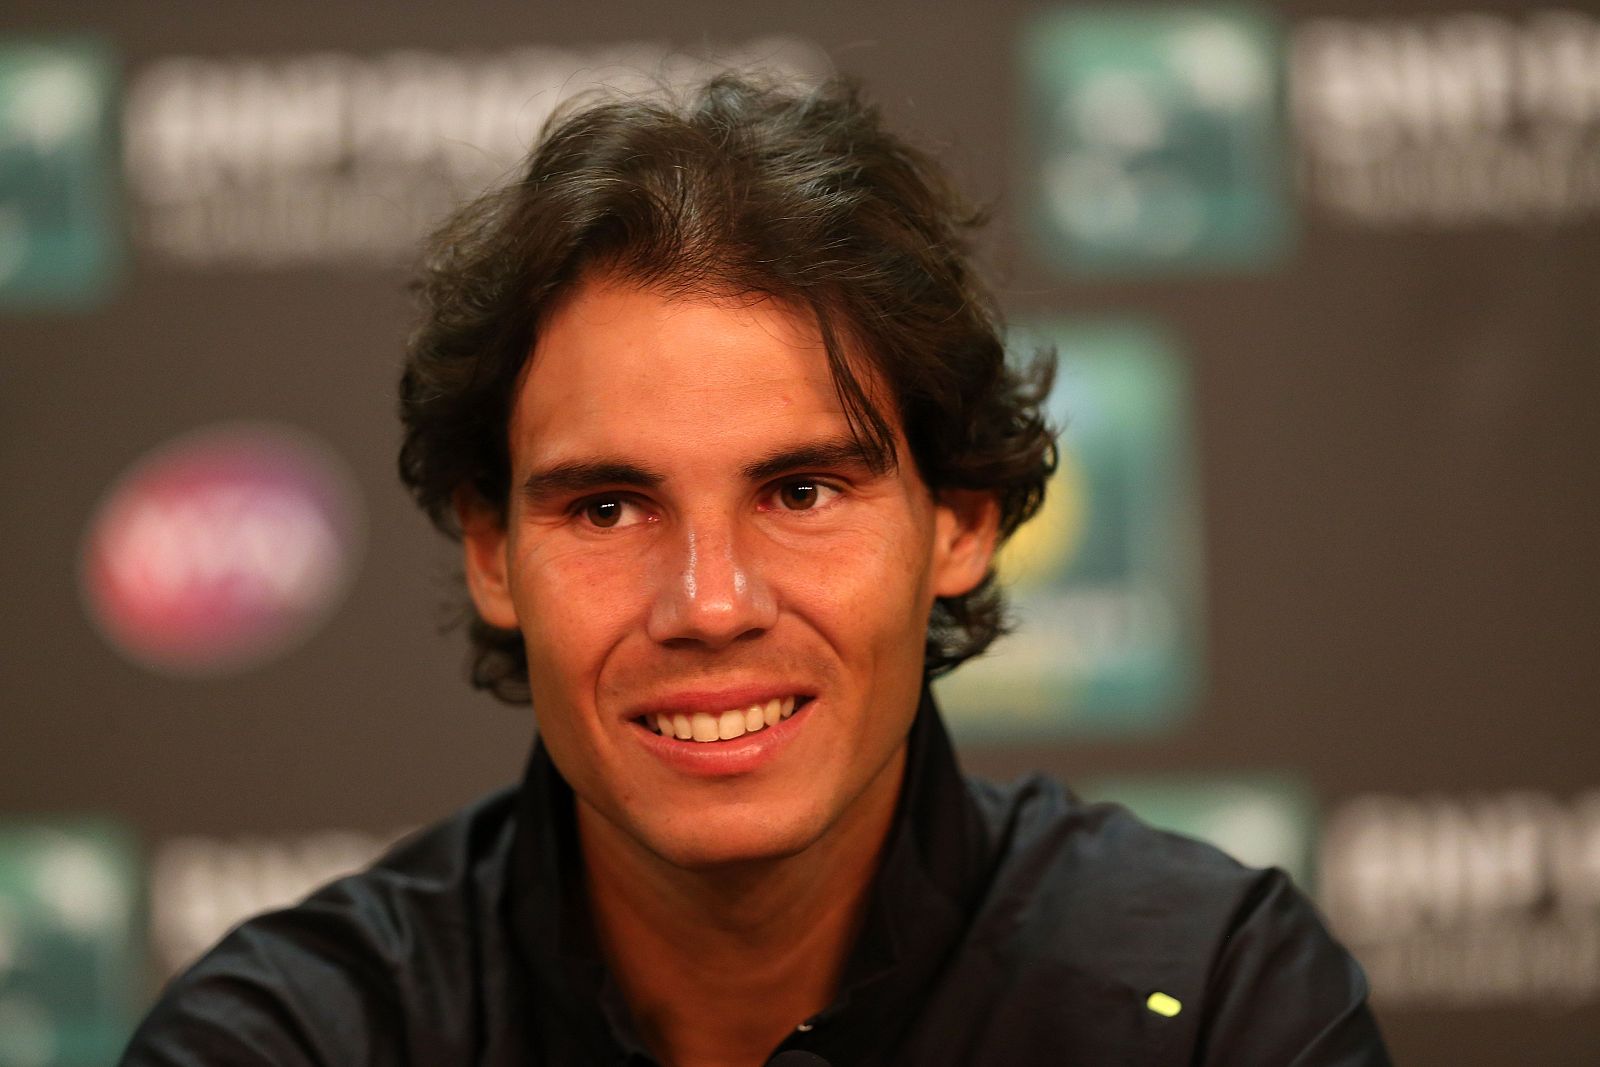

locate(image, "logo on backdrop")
(1320, 790), (1600, 1008)
(0, 823), (140, 1066)
(1022, 6), (1600, 260)
(121, 37), (829, 267)
(936, 320), (1203, 738)
(1021, 6), (1289, 273)
(80, 423), (363, 677)
(0, 38), (119, 307)
(1082, 775), (1317, 888)
(1293, 10), (1600, 226)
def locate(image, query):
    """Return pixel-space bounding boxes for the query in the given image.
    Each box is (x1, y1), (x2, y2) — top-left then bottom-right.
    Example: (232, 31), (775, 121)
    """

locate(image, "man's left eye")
(771, 480), (839, 511)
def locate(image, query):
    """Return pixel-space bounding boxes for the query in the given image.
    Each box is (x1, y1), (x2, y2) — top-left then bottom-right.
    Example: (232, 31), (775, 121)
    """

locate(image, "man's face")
(462, 275), (995, 871)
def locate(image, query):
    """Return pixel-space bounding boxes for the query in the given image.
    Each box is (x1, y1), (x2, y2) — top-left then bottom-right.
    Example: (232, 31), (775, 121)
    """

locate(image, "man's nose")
(645, 516), (777, 649)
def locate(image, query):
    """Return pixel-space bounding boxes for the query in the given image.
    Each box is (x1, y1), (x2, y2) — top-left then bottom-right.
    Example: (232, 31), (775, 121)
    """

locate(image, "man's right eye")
(577, 497), (646, 529)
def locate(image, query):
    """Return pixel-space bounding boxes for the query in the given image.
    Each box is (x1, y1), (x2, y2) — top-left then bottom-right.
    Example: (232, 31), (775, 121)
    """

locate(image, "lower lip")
(630, 701), (813, 777)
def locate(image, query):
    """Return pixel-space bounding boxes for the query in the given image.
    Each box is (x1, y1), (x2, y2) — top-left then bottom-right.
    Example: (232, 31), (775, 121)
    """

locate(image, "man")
(122, 75), (1390, 1065)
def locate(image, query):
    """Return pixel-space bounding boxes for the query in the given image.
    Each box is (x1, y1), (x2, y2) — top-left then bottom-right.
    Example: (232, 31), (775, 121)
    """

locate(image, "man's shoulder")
(120, 787), (523, 1066)
(964, 770), (1324, 964)
(967, 770), (1271, 905)
(942, 773), (1388, 1065)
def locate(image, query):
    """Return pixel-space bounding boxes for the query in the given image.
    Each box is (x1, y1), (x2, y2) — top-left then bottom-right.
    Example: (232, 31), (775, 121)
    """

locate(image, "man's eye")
(578, 497), (643, 529)
(774, 480), (838, 511)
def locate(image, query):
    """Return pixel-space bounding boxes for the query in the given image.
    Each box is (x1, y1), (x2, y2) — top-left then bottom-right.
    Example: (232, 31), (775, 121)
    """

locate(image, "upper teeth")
(652, 696), (797, 742)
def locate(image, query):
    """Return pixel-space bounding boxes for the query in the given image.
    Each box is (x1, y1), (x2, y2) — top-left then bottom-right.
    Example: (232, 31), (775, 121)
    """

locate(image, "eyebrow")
(519, 435), (893, 504)
(520, 460), (664, 504)
(741, 436), (893, 482)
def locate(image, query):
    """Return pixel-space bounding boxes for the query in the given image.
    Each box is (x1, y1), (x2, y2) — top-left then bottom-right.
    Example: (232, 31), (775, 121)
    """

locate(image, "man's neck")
(577, 756), (904, 1067)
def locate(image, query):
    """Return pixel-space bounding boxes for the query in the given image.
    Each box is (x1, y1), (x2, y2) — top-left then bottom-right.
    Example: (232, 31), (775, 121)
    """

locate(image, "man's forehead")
(511, 277), (854, 443)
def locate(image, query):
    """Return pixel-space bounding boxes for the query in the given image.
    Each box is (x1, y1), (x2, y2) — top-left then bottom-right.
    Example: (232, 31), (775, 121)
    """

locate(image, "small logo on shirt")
(1146, 991), (1183, 1017)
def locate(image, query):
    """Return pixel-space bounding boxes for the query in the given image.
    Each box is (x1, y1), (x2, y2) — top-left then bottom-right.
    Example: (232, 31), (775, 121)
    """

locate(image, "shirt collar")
(505, 688), (991, 1062)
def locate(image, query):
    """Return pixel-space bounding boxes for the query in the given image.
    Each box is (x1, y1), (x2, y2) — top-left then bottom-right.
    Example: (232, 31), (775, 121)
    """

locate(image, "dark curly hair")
(399, 73), (1055, 703)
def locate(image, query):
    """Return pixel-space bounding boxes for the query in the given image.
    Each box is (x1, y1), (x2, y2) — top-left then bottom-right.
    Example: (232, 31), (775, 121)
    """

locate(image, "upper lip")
(625, 685), (812, 720)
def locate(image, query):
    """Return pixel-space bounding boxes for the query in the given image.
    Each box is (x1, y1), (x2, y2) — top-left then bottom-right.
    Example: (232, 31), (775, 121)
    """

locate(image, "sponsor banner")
(1320, 790), (1600, 1009)
(1081, 774), (1317, 888)
(937, 320), (1203, 739)
(0, 823), (141, 1067)
(1021, 5), (1600, 261)
(1293, 10), (1600, 226)
(149, 829), (399, 977)
(122, 37), (828, 268)
(0, 38), (119, 307)
(1021, 5), (1289, 273)
(79, 422), (364, 678)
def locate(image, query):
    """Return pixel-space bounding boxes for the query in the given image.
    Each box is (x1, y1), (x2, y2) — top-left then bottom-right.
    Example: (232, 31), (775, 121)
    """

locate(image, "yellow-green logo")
(1081, 775), (1317, 889)
(0, 823), (141, 1066)
(937, 321), (1202, 738)
(0, 40), (119, 307)
(1022, 5), (1288, 273)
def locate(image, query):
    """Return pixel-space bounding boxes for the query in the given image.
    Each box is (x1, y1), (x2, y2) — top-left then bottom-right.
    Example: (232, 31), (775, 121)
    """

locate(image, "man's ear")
(930, 489), (1002, 598)
(457, 492), (519, 631)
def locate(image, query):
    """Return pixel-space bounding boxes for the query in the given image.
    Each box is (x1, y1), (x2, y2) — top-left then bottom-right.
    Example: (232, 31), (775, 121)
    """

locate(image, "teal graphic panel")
(937, 321), (1202, 738)
(0, 823), (142, 1067)
(0, 39), (120, 307)
(1022, 5), (1288, 273)
(1082, 774), (1317, 889)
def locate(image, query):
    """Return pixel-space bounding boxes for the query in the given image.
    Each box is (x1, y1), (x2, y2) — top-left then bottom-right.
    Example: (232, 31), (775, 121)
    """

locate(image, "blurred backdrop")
(2, 1), (1597, 1064)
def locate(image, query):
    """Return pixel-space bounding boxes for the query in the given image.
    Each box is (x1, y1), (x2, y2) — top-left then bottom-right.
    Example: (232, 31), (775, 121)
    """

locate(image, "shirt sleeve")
(1195, 869), (1392, 1067)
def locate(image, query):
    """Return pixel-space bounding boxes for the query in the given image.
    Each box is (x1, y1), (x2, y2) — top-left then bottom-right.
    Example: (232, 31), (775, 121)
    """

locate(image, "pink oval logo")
(80, 423), (363, 676)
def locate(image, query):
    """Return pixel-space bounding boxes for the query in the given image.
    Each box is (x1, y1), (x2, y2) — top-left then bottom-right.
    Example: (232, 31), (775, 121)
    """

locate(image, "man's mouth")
(635, 695), (810, 743)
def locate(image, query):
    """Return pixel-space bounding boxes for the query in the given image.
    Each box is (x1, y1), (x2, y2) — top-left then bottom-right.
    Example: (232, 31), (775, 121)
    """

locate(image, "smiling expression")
(462, 275), (996, 872)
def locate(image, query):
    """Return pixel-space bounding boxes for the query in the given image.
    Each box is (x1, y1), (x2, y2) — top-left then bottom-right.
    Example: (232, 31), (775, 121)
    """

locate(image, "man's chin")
(639, 814), (823, 874)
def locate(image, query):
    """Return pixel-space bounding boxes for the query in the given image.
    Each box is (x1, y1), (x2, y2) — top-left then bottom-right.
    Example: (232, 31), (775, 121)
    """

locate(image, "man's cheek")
(515, 600), (638, 722)
(517, 547), (648, 631)
(805, 534), (930, 619)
